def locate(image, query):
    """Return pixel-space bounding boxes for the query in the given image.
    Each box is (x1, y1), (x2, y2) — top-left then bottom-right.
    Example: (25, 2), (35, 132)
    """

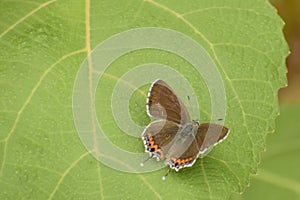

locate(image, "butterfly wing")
(142, 120), (180, 161)
(147, 79), (190, 124)
(196, 123), (229, 155)
(167, 123), (229, 171)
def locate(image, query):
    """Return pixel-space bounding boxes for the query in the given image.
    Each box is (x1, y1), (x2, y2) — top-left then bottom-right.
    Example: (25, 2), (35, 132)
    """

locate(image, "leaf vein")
(47, 151), (91, 200)
(0, 0), (56, 39)
(0, 48), (86, 176)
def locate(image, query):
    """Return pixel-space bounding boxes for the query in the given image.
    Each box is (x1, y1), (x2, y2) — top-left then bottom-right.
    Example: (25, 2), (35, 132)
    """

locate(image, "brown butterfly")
(142, 80), (229, 175)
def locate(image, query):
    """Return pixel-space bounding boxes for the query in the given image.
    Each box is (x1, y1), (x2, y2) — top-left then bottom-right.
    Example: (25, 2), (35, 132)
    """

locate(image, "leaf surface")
(231, 105), (300, 200)
(0, 0), (288, 199)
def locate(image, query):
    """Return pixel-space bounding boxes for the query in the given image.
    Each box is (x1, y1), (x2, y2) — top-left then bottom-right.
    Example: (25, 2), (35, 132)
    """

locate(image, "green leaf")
(230, 105), (300, 200)
(0, 0), (288, 199)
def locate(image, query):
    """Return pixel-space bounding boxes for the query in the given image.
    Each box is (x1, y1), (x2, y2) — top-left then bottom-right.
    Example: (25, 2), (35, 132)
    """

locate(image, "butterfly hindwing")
(142, 120), (180, 160)
(167, 123), (229, 171)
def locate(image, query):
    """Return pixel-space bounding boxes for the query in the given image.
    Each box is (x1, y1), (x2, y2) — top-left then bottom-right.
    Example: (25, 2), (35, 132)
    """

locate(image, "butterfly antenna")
(162, 168), (170, 180)
(211, 118), (223, 122)
(187, 95), (199, 123)
(187, 95), (192, 108)
(140, 157), (151, 167)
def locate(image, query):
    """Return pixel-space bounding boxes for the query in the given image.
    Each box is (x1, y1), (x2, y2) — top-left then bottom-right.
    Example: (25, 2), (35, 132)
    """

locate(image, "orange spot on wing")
(146, 132), (163, 159)
(170, 157), (194, 166)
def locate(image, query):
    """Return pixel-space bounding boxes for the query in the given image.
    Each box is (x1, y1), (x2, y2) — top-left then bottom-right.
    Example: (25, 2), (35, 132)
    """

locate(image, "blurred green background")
(231, 0), (300, 199)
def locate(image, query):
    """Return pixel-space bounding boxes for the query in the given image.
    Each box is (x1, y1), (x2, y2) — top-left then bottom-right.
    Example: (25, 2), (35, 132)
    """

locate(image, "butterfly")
(142, 79), (229, 174)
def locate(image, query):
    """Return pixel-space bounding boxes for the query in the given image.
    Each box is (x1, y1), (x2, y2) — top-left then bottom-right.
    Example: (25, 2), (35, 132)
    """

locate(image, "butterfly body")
(142, 79), (229, 172)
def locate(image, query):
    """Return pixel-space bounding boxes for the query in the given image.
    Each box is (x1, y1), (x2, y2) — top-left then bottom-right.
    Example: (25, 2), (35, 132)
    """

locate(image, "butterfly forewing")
(196, 123), (229, 154)
(147, 80), (190, 124)
(176, 123), (229, 161)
